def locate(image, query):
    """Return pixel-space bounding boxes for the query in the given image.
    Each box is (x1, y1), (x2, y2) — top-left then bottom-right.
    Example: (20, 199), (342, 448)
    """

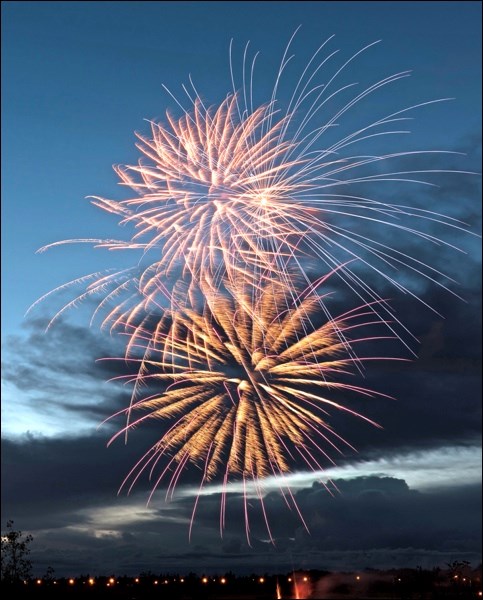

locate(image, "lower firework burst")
(106, 281), (404, 543)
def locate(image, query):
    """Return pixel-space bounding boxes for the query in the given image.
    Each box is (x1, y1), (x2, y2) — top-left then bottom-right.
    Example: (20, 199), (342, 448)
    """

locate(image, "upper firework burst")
(35, 33), (473, 343)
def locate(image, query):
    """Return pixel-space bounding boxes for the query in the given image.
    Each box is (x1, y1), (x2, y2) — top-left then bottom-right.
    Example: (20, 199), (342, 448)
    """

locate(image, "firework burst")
(105, 281), (404, 542)
(32, 34), (473, 350)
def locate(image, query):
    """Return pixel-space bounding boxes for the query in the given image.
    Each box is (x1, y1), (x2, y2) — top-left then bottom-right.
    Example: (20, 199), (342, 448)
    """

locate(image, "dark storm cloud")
(338, 318), (481, 459)
(160, 478), (481, 572)
(172, 476), (481, 554)
(2, 317), (136, 431)
(3, 316), (130, 385)
(2, 434), (128, 520)
(2, 426), (237, 527)
(2, 429), (480, 575)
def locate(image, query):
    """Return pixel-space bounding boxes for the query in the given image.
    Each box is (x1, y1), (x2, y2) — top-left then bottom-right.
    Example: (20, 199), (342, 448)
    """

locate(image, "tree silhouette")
(1, 520), (33, 585)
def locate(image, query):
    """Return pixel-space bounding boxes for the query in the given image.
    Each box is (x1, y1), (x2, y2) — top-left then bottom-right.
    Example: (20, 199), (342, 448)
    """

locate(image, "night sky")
(2, 1), (481, 577)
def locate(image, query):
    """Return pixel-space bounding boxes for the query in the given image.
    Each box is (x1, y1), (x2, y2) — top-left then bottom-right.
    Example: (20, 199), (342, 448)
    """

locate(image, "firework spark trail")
(102, 283), (406, 539)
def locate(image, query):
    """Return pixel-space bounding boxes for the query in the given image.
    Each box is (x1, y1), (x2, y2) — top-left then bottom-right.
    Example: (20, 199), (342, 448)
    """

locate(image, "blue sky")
(1, 1), (481, 576)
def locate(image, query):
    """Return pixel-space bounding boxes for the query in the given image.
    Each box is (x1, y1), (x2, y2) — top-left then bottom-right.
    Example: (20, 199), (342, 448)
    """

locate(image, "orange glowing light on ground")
(276, 579), (282, 600)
